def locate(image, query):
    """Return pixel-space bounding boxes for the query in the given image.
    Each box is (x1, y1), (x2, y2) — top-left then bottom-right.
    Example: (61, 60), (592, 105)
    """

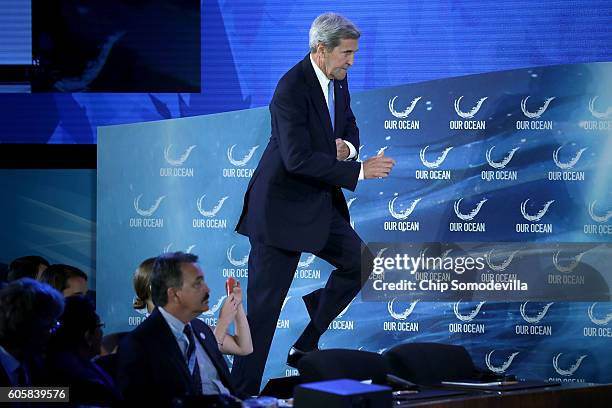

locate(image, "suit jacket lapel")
(193, 324), (233, 391)
(301, 55), (335, 147)
(150, 309), (193, 390)
(333, 79), (345, 138)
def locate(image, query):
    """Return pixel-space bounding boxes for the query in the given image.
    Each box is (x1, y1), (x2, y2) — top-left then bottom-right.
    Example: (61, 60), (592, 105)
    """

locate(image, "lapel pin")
(200, 332), (206, 340)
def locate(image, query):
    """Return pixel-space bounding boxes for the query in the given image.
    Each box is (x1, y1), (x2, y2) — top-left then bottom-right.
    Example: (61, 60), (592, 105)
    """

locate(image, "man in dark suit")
(233, 13), (396, 395)
(117, 252), (241, 405)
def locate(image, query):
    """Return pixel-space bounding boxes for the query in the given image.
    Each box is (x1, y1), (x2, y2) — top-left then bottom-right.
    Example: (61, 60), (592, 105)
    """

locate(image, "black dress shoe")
(287, 346), (317, 368)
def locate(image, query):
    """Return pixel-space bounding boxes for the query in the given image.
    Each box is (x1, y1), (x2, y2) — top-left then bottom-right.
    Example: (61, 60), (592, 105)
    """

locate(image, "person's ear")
(84, 329), (95, 347)
(167, 286), (180, 303)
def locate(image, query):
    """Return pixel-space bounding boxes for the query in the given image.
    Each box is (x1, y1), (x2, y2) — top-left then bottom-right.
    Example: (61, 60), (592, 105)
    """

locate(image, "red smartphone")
(226, 277), (236, 296)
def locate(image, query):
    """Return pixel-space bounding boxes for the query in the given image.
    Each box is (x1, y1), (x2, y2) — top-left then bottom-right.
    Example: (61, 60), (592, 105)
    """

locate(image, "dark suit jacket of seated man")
(117, 253), (241, 404)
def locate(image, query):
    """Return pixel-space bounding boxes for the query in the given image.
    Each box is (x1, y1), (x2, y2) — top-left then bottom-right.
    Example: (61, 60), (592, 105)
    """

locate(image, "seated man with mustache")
(117, 252), (249, 404)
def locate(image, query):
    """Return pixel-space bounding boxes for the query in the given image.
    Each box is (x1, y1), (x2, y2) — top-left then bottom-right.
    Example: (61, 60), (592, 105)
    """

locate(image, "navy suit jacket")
(236, 54), (361, 253)
(117, 308), (237, 404)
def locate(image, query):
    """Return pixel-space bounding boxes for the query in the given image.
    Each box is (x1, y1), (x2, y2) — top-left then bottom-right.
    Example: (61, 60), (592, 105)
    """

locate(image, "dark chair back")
(383, 342), (476, 384)
(298, 349), (389, 385)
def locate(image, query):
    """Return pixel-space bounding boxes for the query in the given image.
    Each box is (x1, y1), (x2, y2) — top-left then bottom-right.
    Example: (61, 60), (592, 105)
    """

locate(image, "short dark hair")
(8, 255), (50, 281)
(49, 295), (100, 351)
(0, 278), (64, 348)
(39, 264), (88, 293)
(150, 252), (198, 307)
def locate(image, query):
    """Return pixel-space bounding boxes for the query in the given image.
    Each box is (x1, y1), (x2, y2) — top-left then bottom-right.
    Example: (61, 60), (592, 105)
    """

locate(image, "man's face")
(176, 262), (210, 317)
(63, 276), (88, 297)
(320, 38), (358, 80)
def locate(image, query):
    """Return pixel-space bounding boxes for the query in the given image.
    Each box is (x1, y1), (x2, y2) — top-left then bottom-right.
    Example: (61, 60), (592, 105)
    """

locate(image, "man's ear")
(84, 329), (95, 347)
(167, 286), (178, 304)
(316, 43), (326, 55)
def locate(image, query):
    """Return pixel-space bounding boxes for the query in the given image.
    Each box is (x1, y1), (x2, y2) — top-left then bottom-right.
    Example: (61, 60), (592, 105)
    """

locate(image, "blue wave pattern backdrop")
(98, 62), (612, 387)
(2, 1), (612, 142)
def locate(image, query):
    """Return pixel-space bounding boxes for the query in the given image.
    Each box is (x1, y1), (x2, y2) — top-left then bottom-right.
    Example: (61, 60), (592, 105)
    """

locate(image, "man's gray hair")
(309, 13), (360, 52)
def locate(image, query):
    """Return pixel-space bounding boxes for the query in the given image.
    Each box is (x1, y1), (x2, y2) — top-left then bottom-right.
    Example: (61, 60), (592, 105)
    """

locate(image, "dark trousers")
(231, 209), (369, 396)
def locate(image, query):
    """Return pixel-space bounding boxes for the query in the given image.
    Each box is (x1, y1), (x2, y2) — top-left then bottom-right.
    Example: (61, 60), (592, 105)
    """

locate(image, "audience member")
(46, 295), (121, 405)
(39, 264), (88, 297)
(0, 278), (64, 386)
(132, 257), (156, 314)
(7, 255), (50, 281)
(132, 255), (253, 356)
(117, 252), (244, 404)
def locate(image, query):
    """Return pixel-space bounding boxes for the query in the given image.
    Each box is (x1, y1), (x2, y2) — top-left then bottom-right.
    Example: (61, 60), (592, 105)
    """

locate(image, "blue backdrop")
(2, 1), (612, 142)
(98, 62), (612, 388)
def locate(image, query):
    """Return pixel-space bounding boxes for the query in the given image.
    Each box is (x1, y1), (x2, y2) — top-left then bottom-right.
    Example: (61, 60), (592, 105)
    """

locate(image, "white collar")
(310, 54), (332, 102)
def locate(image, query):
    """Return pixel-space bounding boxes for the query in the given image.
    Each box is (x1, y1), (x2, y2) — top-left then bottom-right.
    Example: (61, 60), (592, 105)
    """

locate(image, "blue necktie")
(183, 324), (203, 395)
(328, 80), (335, 131)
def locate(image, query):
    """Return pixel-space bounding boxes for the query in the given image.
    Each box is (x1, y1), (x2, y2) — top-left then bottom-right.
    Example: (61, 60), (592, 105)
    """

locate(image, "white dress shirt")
(159, 307), (230, 395)
(309, 55), (364, 180)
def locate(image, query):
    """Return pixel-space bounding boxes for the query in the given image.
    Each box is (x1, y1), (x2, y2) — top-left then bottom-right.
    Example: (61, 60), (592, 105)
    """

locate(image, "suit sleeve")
(116, 335), (150, 402)
(272, 82), (360, 191)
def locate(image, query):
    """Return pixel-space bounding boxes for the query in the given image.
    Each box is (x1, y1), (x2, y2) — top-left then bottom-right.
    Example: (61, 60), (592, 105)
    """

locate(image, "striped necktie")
(183, 324), (203, 395)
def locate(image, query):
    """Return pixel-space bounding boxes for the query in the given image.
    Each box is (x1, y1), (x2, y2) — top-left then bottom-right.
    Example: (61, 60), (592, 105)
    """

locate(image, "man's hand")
(335, 138), (350, 160)
(363, 151), (396, 179)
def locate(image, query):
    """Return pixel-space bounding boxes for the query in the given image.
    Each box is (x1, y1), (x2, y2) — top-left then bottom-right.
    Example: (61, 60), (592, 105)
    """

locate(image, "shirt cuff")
(358, 163), (364, 180)
(344, 140), (357, 160)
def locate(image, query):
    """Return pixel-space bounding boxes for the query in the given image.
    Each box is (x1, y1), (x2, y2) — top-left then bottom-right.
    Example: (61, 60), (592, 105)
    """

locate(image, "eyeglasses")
(95, 322), (106, 329)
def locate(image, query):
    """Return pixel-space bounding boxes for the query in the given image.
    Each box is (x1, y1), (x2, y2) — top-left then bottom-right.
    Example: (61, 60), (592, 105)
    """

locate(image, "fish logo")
(520, 199), (554, 222)
(520, 96), (555, 119)
(347, 197), (357, 229)
(372, 247), (388, 276)
(164, 144), (196, 166)
(485, 350), (520, 374)
(388, 197), (422, 220)
(552, 353), (587, 377)
(226, 244), (249, 267)
(419, 145), (453, 168)
(520, 301), (554, 324)
(196, 195), (229, 217)
(588, 96), (612, 120)
(164, 243), (196, 253)
(485, 146), (519, 169)
(298, 253), (316, 268)
(388, 96), (422, 118)
(133, 194), (166, 217)
(454, 96), (488, 119)
(587, 303), (612, 326)
(588, 201), (612, 223)
(227, 144), (259, 167)
(453, 300), (486, 322)
(202, 295), (227, 316)
(281, 296), (292, 312)
(552, 249), (587, 274)
(337, 299), (355, 319)
(454, 198), (487, 221)
(485, 248), (520, 272)
(387, 298), (419, 320)
(552, 144), (588, 170)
